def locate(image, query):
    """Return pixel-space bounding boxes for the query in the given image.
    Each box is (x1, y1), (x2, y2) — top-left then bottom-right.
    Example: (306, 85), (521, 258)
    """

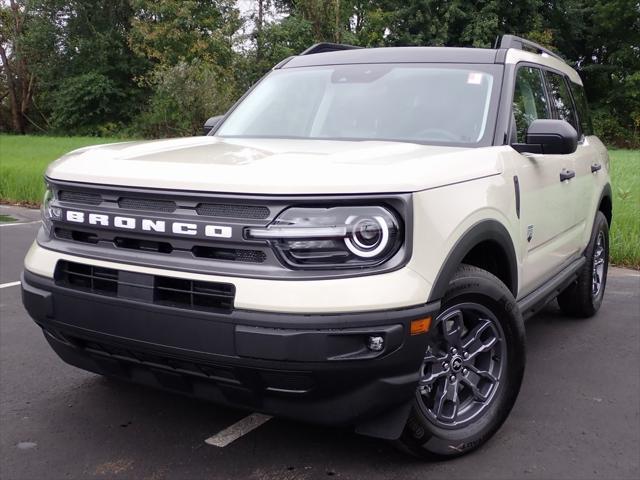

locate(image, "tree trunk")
(0, 44), (25, 133)
(256, 0), (264, 60)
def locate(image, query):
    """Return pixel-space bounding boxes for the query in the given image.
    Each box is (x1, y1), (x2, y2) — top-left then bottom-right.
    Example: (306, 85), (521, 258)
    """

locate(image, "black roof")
(283, 46), (503, 68)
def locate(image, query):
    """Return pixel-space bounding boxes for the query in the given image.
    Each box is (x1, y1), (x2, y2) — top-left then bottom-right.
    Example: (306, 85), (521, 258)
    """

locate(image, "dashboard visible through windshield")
(216, 63), (502, 146)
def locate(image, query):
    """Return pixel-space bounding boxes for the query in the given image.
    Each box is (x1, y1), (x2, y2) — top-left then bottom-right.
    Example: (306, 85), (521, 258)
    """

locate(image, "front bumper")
(22, 269), (439, 438)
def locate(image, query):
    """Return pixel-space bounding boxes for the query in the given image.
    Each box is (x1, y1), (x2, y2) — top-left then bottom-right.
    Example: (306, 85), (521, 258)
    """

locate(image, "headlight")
(41, 186), (61, 233)
(247, 206), (402, 269)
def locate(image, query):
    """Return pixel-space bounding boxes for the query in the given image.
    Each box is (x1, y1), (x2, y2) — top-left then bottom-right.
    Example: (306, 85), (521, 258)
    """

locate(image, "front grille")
(154, 276), (235, 312)
(53, 228), (267, 264)
(59, 190), (102, 205)
(192, 246), (266, 263)
(114, 237), (173, 254)
(118, 197), (177, 213)
(196, 203), (270, 219)
(56, 261), (235, 314)
(54, 228), (99, 244)
(57, 262), (119, 296)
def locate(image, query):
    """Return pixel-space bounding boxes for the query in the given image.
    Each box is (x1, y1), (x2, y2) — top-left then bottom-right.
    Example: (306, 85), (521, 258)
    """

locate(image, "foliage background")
(1, 0), (639, 147)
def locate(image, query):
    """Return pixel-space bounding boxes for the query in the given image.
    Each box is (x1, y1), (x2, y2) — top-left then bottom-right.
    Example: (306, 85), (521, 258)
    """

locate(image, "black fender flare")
(597, 183), (613, 225)
(427, 220), (518, 302)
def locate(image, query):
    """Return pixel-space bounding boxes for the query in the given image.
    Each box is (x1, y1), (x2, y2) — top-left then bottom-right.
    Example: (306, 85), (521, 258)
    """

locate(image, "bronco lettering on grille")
(64, 210), (233, 238)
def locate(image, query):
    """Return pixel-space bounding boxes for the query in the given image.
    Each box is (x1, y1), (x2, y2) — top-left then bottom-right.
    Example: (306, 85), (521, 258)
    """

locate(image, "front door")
(510, 65), (581, 294)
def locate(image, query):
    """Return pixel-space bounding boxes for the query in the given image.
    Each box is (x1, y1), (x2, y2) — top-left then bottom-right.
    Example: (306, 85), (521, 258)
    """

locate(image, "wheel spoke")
(419, 366), (449, 385)
(461, 319), (496, 359)
(440, 309), (464, 348)
(434, 377), (459, 421)
(467, 364), (497, 384)
(420, 350), (449, 385)
(461, 376), (490, 403)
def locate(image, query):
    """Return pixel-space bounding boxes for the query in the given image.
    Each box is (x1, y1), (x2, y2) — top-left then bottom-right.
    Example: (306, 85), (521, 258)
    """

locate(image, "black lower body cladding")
(21, 269), (439, 436)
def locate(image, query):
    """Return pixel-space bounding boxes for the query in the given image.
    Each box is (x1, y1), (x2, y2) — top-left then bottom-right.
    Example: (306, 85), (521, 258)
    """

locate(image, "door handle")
(591, 163), (602, 173)
(560, 169), (576, 182)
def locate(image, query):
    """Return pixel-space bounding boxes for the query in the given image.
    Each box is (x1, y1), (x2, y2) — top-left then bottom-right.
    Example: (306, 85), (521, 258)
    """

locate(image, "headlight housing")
(41, 186), (61, 234)
(247, 206), (403, 269)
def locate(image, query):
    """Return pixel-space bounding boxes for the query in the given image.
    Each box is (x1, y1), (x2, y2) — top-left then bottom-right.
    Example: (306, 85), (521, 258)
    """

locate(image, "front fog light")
(367, 336), (385, 352)
(246, 206), (402, 269)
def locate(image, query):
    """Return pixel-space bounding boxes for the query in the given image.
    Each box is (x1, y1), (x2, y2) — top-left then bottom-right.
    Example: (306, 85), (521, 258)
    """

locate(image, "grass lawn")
(608, 149), (640, 268)
(0, 134), (126, 206)
(0, 134), (638, 267)
(0, 214), (17, 223)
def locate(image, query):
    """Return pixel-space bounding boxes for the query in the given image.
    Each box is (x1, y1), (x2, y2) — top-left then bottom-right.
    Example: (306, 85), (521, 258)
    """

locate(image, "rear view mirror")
(512, 119), (578, 155)
(203, 115), (224, 135)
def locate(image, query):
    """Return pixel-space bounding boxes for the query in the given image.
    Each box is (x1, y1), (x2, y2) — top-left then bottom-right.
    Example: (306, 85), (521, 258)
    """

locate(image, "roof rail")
(498, 34), (563, 62)
(300, 42), (362, 56)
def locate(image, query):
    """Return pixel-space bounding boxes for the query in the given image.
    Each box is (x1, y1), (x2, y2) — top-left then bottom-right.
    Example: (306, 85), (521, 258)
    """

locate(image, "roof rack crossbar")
(300, 42), (362, 56)
(499, 34), (563, 61)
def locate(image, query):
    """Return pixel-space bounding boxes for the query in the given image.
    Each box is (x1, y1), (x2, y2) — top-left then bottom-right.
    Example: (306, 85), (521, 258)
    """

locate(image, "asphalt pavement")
(1, 205), (639, 480)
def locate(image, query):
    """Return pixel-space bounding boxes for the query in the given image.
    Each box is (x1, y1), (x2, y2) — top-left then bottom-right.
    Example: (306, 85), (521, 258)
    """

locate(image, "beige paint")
(24, 242), (431, 314)
(46, 137), (506, 195)
(28, 48), (609, 313)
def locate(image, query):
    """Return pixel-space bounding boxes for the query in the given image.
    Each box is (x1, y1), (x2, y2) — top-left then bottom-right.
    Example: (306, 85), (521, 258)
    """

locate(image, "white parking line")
(0, 281), (21, 289)
(0, 220), (41, 227)
(204, 413), (273, 447)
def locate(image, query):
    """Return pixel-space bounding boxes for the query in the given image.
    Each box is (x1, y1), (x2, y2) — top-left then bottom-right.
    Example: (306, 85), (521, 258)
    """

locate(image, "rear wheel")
(396, 265), (525, 459)
(557, 211), (609, 318)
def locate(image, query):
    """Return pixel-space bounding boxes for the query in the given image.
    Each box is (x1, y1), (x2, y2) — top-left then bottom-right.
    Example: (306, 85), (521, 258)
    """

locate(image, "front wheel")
(396, 265), (525, 459)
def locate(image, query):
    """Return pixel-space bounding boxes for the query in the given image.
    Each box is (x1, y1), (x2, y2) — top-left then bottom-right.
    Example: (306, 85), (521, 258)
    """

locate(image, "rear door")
(567, 81), (608, 236)
(544, 71), (595, 250)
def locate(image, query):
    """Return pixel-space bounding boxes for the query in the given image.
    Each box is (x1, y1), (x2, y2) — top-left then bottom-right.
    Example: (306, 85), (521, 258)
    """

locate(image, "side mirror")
(203, 115), (224, 135)
(512, 119), (578, 155)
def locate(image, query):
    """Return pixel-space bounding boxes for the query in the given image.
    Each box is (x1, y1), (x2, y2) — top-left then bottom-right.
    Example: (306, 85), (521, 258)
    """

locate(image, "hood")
(46, 136), (504, 194)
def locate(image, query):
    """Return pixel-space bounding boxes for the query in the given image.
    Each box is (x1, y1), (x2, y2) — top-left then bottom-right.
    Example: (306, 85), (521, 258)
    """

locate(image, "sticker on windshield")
(467, 72), (483, 85)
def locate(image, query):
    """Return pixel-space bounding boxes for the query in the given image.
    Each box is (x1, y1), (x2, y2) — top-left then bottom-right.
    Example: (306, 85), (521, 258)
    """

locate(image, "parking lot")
(1, 205), (639, 480)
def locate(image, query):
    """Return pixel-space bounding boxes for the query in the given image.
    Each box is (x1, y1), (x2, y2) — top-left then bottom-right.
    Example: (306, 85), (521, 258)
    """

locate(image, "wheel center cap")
(451, 356), (463, 372)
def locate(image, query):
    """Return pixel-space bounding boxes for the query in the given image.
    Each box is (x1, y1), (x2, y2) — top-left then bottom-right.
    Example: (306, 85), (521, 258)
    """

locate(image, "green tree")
(2, 0), (150, 134)
(538, 0), (640, 146)
(133, 59), (236, 137)
(129, 0), (241, 67)
(1, 0), (37, 133)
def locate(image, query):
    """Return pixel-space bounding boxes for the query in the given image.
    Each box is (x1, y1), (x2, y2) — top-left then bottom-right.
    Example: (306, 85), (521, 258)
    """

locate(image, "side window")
(512, 67), (551, 143)
(545, 71), (579, 133)
(570, 82), (593, 136)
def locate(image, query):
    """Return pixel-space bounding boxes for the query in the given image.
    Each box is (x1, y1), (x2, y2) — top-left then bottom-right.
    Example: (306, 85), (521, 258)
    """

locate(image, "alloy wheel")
(592, 231), (606, 298)
(416, 303), (507, 429)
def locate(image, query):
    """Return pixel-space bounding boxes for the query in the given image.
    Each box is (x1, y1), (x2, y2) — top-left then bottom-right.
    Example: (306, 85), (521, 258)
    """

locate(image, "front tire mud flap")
(355, 401), (413, 440)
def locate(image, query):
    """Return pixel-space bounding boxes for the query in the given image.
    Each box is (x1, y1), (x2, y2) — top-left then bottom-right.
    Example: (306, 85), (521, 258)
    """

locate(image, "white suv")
(22, 35), (611, 458)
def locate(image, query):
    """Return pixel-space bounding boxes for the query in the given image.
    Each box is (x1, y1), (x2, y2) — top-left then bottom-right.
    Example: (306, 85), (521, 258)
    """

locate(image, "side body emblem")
(526, 224), (534, 243)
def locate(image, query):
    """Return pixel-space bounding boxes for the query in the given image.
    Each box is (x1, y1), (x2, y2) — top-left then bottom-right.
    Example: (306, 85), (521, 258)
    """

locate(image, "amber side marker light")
(410, 317), (431, 335)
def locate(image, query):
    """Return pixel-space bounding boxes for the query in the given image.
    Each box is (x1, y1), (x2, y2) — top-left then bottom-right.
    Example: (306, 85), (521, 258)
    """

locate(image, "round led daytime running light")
(344, 215), (390, 258)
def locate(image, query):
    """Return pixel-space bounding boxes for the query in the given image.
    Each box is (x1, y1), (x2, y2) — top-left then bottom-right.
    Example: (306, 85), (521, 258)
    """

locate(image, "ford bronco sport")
(22, 35), (612, 458)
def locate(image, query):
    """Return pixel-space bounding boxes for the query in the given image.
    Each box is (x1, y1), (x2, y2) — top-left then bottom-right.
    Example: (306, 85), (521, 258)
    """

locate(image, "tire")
(396, 265), (526, 459)
(557, 211), (609, 318)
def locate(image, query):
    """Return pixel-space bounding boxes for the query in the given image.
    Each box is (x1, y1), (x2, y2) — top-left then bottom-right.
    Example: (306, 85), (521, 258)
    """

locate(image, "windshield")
(217, 63), (501, 146)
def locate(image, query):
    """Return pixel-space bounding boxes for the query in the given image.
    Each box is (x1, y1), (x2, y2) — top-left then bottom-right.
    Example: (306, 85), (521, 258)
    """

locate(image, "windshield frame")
(213, 62), (505, 148)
